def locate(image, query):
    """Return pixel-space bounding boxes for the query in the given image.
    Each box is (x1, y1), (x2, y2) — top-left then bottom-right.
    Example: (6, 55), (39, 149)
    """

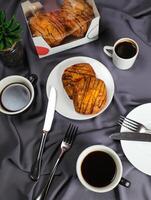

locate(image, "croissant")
(73, 76), (107, 114)
(62, 0), (94, 18)
(62, 63), (95, 99)
(61, 0), (94, 37)
(63, 15), (89, 38)
(29, 11), (66, 47)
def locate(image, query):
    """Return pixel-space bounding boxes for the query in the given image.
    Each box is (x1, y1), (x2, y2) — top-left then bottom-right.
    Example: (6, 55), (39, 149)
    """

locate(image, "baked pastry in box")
(21, 0), (100, 58)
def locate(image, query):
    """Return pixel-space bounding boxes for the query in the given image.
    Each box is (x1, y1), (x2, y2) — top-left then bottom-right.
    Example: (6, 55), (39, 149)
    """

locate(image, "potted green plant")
(0, 10), (24, 67)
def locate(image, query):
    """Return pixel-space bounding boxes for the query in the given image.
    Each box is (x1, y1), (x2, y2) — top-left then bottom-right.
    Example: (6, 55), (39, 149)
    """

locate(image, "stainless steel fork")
(118, 115), (151, 133)
(35, 124), (78, 200)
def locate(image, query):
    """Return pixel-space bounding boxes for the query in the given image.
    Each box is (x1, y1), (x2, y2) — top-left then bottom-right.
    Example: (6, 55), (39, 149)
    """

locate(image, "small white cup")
(0, 75), (36, 115)
(103, 38), (139, 70)
(76, 145), (130, 193)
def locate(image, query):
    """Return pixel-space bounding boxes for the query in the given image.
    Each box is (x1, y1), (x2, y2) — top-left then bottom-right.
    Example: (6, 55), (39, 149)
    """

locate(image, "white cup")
(76, 145), (130, 193)
(103, 38), (139, 70)
(0, 74), (37, 115)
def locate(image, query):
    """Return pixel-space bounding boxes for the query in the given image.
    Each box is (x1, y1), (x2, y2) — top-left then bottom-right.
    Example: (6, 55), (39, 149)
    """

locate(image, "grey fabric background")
(0, 0), (151, 199)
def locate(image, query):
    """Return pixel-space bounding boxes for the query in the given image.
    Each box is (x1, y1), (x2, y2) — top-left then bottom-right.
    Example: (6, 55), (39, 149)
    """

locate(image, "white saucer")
(121, 103), (151, 175)
(46, 56), (114, 120)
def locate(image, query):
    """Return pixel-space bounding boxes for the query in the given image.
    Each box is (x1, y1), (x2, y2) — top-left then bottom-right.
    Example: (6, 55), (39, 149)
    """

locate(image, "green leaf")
(6, 32), (18, 37)
(4, 16), (20, 31)
(4, 38), (12, 49)
(7, 37), (14, 45)
(0, 41), (5, 50)
(4, 18), (13, 29)
(9, 16), (20, 29)
(10, 17), (16, 28)
(0, 13), (21, 50)
(8, 34), (21, 42)
(9, 24), (21, 33)
(0, 34), (3, 40)
(0, 11), (6, 25)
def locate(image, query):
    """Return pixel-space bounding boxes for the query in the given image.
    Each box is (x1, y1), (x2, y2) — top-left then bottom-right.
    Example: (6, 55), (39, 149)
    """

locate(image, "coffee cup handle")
(119, 177), (131, 188)
(26, 74), (38, 86)
(103, 46), (114, 57)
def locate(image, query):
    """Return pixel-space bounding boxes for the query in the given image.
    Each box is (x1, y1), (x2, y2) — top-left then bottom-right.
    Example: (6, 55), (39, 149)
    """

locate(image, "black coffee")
(0, 83), (31, 112)
(115, 41), (137, 59)
(81, 151), (116, 187)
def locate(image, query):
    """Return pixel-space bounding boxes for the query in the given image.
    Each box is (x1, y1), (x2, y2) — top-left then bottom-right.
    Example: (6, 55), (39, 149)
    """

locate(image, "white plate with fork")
(121, 103), (151, 175)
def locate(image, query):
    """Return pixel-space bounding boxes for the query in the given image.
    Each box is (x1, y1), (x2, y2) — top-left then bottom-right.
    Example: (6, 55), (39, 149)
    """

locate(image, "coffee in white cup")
(103, 38), (139, 70)
(76, 145), (130, 193)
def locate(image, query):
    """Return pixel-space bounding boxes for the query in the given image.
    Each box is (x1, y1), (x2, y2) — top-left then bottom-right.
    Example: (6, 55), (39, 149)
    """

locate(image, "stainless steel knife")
(30, 86), (56, 181)
(110, 132), (151, 142)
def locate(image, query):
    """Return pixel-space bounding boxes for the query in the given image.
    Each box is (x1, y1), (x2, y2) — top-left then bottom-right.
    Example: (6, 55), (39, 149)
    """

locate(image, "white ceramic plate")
(121, 103), (151, 175)
(46, 56), (114, 120)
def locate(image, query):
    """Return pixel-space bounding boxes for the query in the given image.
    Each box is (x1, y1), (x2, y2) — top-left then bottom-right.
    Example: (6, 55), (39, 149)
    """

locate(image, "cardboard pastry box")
(21, 0), (100, 58)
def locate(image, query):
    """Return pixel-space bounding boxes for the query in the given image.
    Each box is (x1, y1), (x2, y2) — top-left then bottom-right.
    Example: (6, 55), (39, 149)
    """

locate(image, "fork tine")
(120, 115), (141, 126)
(69, 126), (78, 145)
(64, 124), (78, 145)
(66, 124), (75, 144)
(63, 124), (76, 143)
(119, 118), (138, 129)
(121, 122), (137, 131)
(67, 126), (75, 144)
(119, 116), (139, 128)
(63, 124), (72, 143)
(117, 120), (122, 126)
(122, 119), (138, 129)
(118, 119), (137, 131)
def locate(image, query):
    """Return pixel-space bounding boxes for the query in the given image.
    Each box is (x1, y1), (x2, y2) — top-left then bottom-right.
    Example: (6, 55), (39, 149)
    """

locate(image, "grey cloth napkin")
(1, 0), (151, 199)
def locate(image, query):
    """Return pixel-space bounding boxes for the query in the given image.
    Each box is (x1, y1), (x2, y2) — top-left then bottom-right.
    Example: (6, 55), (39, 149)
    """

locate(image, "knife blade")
(110, 132), (151, 142)
(30, 86), (56, 181)
(43, 86), (56, 132)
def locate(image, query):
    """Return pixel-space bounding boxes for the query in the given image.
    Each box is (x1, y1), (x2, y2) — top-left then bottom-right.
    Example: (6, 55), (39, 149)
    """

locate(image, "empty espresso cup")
(76, 145), (130, 193)
(103, 38), (139, 70)
(0, 74), (37, 115)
